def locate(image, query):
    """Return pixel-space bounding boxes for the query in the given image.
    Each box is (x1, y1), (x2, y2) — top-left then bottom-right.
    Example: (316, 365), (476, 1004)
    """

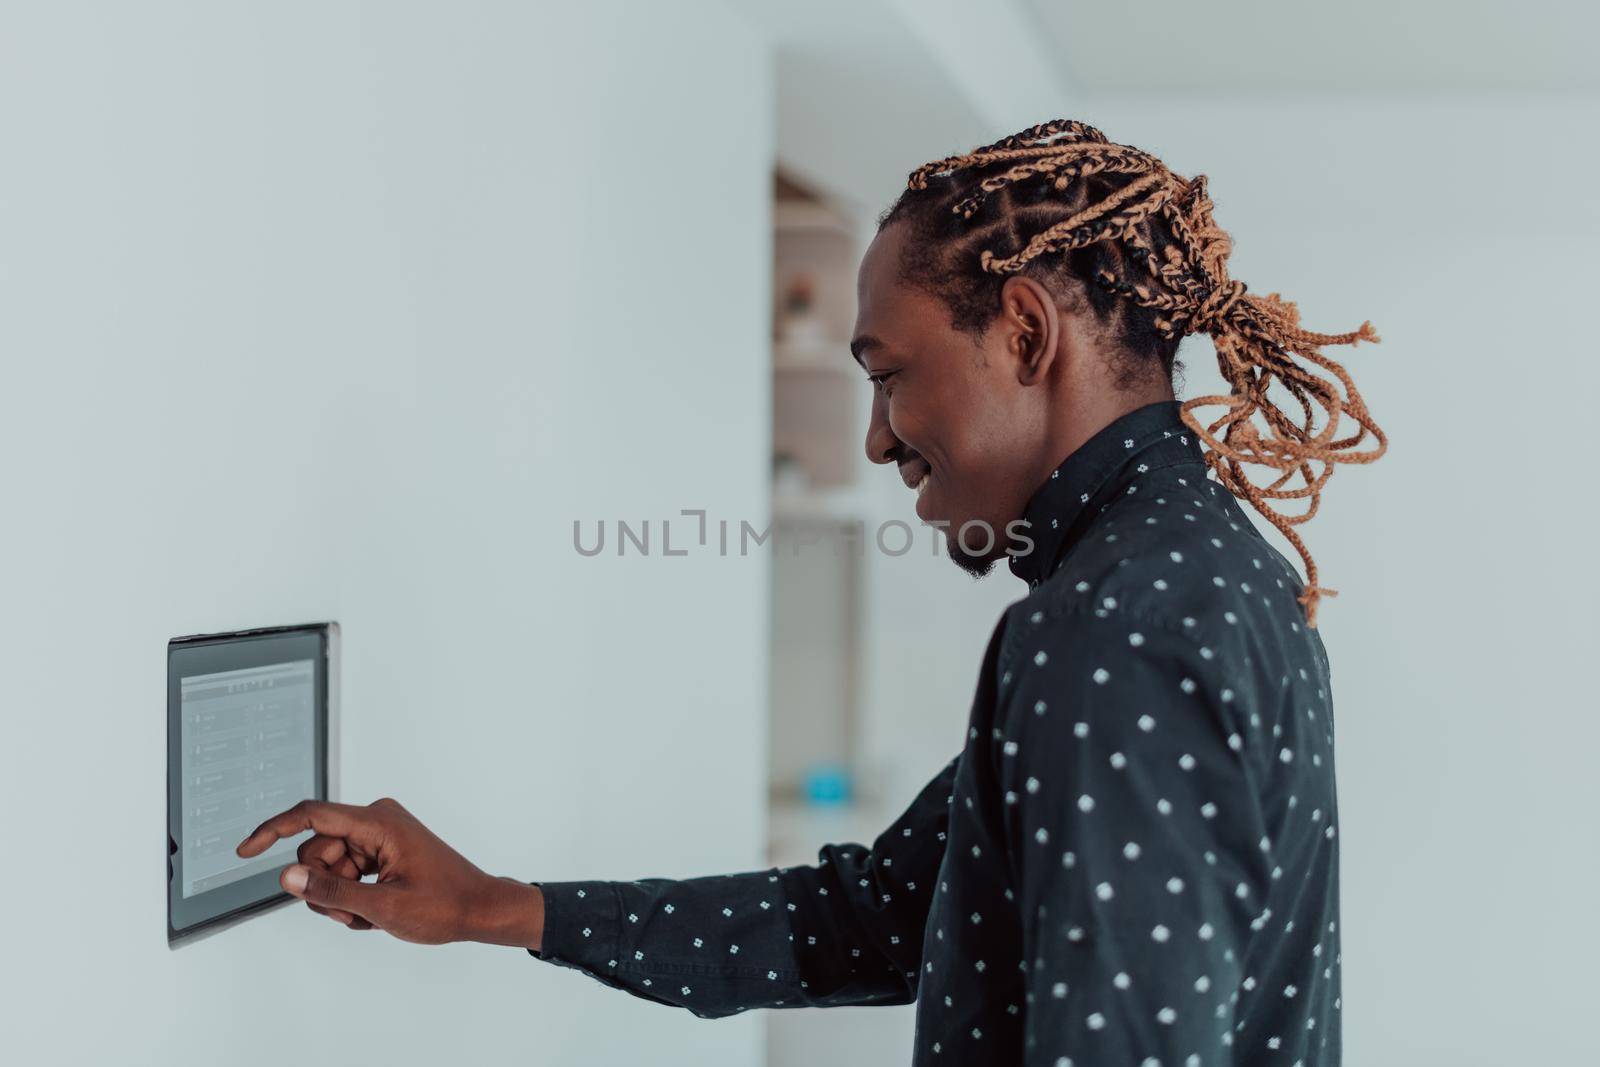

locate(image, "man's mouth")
(899, 457), (933, 495)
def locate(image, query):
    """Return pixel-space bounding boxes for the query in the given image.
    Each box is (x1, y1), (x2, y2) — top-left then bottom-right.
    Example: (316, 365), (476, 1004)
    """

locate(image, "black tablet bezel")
(167, 623), (331, 945)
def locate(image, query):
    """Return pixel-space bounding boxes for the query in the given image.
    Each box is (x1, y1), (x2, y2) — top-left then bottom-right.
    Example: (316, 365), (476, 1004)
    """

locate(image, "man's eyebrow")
(849, 334), (884, 364)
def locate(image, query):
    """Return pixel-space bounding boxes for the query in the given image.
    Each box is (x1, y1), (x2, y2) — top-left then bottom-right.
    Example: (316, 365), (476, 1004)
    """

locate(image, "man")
(238, 119), (1385, 1065)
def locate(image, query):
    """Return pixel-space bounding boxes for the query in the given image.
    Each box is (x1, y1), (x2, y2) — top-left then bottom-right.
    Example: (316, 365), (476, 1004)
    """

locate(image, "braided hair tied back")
(882, 119), (1387, 627)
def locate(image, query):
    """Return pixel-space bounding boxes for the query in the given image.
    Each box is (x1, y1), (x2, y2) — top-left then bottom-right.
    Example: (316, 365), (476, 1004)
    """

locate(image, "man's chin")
(916, 499), (1004, 579)
(942, 528), (1002, 579)
(947, 548), (998, 579)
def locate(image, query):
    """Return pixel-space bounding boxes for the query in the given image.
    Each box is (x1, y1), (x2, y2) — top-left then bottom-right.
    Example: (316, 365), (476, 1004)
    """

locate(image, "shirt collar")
(1007, 400), (1204, 588)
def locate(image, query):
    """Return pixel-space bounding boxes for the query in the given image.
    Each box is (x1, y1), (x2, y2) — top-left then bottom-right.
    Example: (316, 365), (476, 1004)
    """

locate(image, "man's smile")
(898, 455), (932, 495)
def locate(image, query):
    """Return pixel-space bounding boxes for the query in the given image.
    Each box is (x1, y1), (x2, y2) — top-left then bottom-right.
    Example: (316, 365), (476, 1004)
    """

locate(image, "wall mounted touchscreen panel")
(168, 625), (330, 943)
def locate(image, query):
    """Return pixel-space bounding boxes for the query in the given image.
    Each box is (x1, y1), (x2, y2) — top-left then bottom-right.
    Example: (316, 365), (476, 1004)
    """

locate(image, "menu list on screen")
(179, 660), (316, 898)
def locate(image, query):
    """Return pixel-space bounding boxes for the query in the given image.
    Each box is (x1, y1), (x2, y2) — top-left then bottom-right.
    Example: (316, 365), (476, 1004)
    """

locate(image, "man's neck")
(1041, 378), (1176, 487)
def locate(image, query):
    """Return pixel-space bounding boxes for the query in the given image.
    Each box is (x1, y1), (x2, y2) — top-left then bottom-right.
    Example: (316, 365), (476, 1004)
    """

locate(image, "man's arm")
(532, 755), (959, 1018)
(236, 759), (959, 1020)
(993, 613), (1272, 1065)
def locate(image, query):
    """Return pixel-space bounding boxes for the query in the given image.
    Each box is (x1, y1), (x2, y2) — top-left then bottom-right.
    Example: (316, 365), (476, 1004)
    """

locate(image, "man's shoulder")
(1004, 476), (1308, 653)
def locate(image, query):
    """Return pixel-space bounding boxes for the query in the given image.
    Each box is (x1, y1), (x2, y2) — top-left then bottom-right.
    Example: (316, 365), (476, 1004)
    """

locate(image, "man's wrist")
(464, 876), (544, 950)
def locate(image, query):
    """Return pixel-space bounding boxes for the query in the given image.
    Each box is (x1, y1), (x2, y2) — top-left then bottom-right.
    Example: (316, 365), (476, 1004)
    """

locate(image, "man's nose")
(864, 397), (900, 466)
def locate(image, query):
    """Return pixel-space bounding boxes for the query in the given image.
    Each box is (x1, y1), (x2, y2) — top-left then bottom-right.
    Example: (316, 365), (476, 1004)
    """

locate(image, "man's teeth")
(915, 473), (930, 495)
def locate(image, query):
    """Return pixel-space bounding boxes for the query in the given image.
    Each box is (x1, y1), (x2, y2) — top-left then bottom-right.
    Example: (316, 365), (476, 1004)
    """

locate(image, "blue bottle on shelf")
(802, 762), (853, 807)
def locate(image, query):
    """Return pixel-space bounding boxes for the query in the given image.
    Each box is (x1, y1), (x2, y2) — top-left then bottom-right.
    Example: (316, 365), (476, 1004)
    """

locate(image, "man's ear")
(999, 276), (1061, 387)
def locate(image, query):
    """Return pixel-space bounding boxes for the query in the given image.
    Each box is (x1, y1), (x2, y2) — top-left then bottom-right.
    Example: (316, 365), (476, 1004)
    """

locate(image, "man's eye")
(867, 371), (897, 391)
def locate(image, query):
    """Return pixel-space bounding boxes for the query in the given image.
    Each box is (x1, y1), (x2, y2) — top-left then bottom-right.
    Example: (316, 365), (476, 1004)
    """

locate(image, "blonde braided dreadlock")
(883, 119), (1386, 626)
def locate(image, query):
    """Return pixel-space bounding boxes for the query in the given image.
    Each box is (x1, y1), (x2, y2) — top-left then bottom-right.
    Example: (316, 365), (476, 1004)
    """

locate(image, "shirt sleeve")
(528, 755), (958, 1019)
(993, 611), (1274, 1065)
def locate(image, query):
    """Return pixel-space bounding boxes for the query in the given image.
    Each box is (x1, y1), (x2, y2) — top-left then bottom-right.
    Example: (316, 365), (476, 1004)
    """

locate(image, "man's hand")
(235, 797), (544, 950)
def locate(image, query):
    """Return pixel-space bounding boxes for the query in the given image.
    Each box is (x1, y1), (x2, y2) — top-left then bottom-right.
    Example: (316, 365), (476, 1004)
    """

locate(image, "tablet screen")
(179, 659), (317, 897)
(168, 625), (332, 942)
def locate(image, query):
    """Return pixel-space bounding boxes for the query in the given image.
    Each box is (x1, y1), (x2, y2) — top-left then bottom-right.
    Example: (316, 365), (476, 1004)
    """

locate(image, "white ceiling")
(1022, 0), (1598, 94)
(741, 0), (1596, 226)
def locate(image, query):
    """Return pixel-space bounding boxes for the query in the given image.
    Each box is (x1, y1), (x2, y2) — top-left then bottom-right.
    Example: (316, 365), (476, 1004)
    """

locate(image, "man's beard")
(943, 528), (1001, 579)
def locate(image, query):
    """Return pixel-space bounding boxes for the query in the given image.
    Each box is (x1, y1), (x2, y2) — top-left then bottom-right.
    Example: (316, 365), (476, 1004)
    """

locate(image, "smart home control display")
(168, 625), (331, 943)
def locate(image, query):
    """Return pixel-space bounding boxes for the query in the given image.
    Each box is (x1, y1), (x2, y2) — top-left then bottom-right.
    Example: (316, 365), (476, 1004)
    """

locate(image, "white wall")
(853, 96), (1600, 1065)
(0, 3), (773, 1064)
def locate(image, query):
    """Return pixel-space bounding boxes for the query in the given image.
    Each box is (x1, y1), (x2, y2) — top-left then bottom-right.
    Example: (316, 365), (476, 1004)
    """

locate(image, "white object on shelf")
(778, 309), (831, 346)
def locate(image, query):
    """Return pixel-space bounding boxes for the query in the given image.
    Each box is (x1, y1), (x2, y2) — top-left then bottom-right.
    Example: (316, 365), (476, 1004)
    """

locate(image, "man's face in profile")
(851, 221), (1053, 578)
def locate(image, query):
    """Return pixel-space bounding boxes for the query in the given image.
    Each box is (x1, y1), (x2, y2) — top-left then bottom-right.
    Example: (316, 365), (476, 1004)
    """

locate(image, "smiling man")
(237, 120), (1386, 1066)
(850, 211), (1178, 580)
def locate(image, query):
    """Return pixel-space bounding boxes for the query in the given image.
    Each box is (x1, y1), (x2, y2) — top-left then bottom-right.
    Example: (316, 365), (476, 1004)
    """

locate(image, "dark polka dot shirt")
(531, 400), (1343, 1065)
